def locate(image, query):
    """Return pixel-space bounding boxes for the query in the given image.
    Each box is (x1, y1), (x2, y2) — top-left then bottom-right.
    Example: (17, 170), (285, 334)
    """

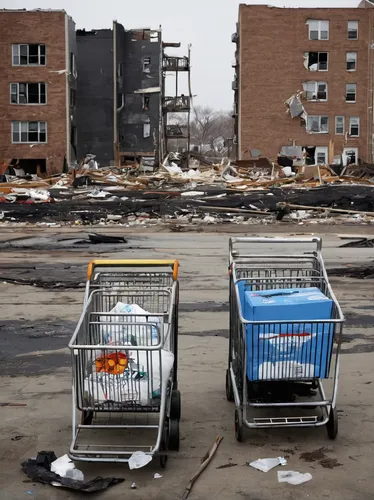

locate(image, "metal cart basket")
(226, 237), (345, 441)
(69, 260), (180, 466)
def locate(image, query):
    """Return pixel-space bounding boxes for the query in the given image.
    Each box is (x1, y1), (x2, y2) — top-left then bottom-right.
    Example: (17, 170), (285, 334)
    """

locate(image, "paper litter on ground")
(277, 470), (312, 485)
(249, 457), (287, 472)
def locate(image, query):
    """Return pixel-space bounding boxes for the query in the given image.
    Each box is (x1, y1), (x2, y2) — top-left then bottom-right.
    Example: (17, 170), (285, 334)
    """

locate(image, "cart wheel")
(168, 419), (180, 451)
(235, 409), (243, 442)
(81, 411), (93, 425)
(226, 369), (234, 402)
(327, 407), (338, 440)
(170, 390), (181, 420)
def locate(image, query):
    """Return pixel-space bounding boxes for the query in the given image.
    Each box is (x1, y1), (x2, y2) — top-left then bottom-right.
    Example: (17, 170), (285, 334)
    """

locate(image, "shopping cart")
(226, 237), (344, 442)
(69, 260), (180, 466)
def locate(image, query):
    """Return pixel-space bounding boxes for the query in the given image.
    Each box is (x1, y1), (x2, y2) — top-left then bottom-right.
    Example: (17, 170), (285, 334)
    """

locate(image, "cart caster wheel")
(226, 369), (234, 402)
(170, 390), (181, 420)
(168, 419), (180, 451)
(327, 407), (338, 440)
(160, 452), (168, 468)
(81, 411), (93, 425)
(235, 409), (243, 442)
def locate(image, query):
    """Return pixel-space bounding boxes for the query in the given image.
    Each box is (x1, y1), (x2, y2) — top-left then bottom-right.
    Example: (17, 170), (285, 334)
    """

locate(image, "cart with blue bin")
(226, 237), (344, 441)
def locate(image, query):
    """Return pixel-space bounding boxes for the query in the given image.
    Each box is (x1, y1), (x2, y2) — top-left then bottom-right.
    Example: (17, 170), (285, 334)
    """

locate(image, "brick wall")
(0, 11), (67, 174)
(237, 5), (374, 162)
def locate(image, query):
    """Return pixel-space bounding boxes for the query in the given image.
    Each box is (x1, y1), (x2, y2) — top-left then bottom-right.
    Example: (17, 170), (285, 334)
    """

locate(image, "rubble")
(0, 157), (374, 226)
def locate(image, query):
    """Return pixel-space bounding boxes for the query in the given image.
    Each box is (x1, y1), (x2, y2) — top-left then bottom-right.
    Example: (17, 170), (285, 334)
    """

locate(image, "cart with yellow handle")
(69, 259), (180, 466)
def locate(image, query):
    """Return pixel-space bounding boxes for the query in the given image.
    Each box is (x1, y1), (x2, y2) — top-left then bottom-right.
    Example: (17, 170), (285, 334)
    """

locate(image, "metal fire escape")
(161, 43), (191, 161)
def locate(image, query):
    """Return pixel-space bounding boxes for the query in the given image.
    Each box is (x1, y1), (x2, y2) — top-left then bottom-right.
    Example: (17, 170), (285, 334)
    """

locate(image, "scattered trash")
(249, 457), (287, 473)
(0, 402), (27, 407)
(277, 470), (312, 485)
(26, 491), (33, 496)
(11, 435), (25, 441)
(51, 454), (84, 481)
(22, 451), (124, 493)
(216, 463), (238, 469)
(153, 473), (163, 479)
(128, 451), (153, 470)
(182, 435), (223, 500)
(131, 482), (137, 489)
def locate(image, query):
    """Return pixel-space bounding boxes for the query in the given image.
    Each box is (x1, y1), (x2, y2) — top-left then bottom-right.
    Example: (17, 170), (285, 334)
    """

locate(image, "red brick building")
(0, 10), (77, 175)
(233, 2), (374, 166)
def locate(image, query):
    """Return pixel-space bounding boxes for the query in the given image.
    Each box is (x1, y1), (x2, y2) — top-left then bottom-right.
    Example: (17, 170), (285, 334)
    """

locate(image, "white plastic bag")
(277, 470), (312, 485)
(51, 454), (84, 481)
(128, 451), (152, 470)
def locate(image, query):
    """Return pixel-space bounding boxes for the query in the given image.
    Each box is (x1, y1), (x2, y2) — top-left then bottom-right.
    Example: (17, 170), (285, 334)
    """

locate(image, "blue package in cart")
(242, 287), (334, 381)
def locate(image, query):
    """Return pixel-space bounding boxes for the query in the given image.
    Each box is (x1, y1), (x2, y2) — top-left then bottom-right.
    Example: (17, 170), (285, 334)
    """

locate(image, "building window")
(304, 52), (328, 71)
(348, 21), (358, 40)
(335, 116), (345, 135)
(315, 147), (328, 164)
(349, 117), (360, 137)
(10, 83), (46, 104)
(143, 122), (151, 138)
(307, 20), (329, 40)
(346, 83), (356, 102)
(70, 88), (76, 107)
(12, 44), (46, 66)
(12, 121), (47, 143)
(150, 31), (158, 42)
(142, 94), (150, 110)
(307, 115), (329, 133)
(343, 148), (358, 165)
(346, 52), (357, 71)
(70, 53), (77, 77)
(143, 57), (151, 73)
(303, 81), (327, 101)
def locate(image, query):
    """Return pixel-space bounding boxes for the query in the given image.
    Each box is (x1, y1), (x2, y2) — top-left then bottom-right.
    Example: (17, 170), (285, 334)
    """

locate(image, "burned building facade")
(233, 2), (374, 166)
(0, 9), (77, 175)
(76, 25), (163, 167)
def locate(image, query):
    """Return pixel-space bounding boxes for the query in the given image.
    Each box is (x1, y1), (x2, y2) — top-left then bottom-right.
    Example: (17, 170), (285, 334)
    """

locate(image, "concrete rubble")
(1, 156), (374, 227)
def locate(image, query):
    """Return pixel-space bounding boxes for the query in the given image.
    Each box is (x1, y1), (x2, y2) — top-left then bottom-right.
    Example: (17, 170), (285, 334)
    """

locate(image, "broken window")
(315, 147), (328, 164)
(346, 83), (356, 102)
(150, 31), (159, 42)
(10, 83), (46, 104)
(12, 121), (47, 143)
(142, 94), (150, 110)
(304, 52), (328, 72)
(343, 148), (358, 165)
(307, 115), (329, 133)
(346, 52), (357, 71)
(335, 116), (345, 135)
(12, 44), (46, 66)
(303, 81), (327, 101)
(348, 21), (358, 40)
(143, 57), (151, 73)
(307, 20), (329, 40)
(349, 116), (360, 137)
(143, 122), (151, 138)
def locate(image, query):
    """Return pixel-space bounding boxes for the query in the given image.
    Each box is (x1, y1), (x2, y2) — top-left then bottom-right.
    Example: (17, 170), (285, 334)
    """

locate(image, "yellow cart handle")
(87, 259), (179, 281)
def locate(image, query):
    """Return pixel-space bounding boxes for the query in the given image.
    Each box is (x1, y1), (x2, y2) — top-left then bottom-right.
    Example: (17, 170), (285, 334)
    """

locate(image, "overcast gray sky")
(3, 0), (359, 110)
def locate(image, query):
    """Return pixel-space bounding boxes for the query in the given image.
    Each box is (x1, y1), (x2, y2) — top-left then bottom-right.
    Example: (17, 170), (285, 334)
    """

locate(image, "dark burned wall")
(118, 30), (162, 156)
(76, 30), (114, 165)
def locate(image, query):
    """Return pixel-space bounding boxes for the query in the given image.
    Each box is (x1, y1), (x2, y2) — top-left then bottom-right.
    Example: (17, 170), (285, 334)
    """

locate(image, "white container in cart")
(242, 287), (334, 380)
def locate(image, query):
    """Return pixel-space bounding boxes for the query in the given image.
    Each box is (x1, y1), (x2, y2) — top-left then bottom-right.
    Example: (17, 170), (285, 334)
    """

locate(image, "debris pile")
(1, 157), (374, 226)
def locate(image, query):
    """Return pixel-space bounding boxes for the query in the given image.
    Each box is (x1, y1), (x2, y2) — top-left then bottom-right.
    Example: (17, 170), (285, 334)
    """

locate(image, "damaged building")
(233, 1), (374, 166)
(76, 24), (163, 167)
(1, 9), (189, 173)
(0, 9), (77, 176)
